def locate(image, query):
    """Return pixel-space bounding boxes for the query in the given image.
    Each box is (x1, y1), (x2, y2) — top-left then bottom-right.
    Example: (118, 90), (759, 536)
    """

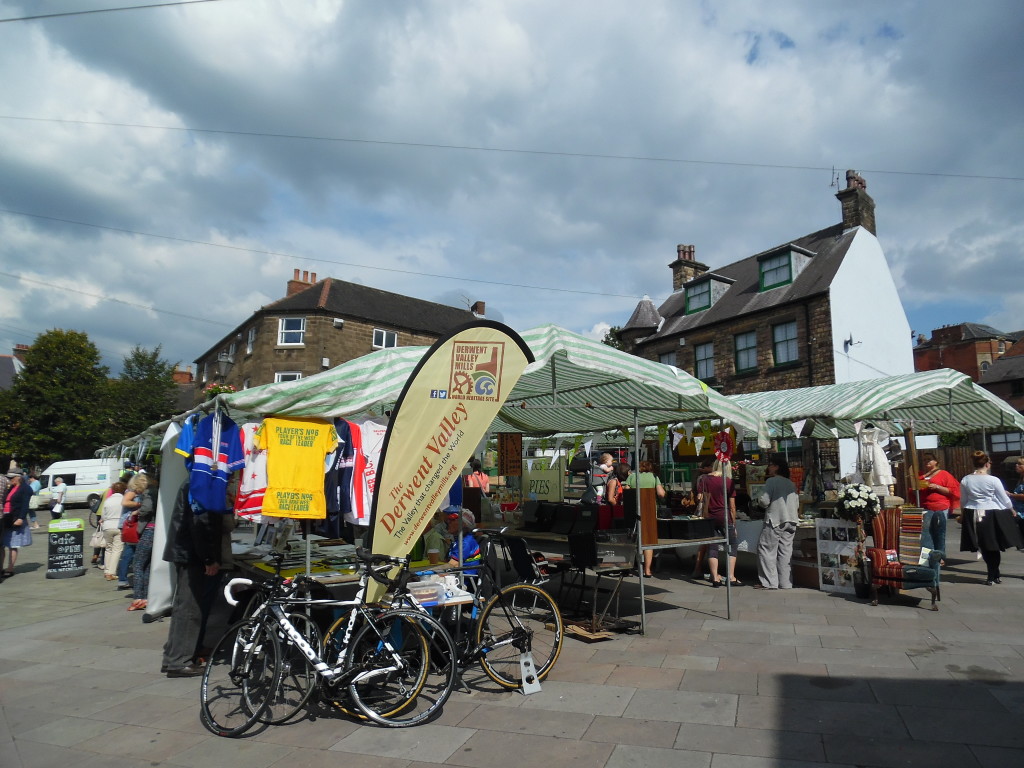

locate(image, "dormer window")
(757, 244), (814, 292)
(683, 274), (733, 314)
(685, 280), (711, 314)
(760, 253), (792, 290)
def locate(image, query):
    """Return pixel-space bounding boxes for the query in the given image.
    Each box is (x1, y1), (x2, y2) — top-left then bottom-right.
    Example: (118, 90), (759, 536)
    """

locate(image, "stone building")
(193, 270), (481, 404)
(621, 171), (914, 396)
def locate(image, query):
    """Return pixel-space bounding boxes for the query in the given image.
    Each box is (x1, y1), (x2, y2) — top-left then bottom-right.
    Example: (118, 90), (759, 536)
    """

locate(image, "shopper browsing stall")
(754, 457), (800, 590)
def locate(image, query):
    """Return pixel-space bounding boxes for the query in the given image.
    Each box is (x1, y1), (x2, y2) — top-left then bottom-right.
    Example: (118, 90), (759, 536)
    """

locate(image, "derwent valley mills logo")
(438, 341), (505, 402)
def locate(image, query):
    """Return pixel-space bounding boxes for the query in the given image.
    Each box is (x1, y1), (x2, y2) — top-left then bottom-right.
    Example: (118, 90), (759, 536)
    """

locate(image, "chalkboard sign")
(46, 518), (87, 579)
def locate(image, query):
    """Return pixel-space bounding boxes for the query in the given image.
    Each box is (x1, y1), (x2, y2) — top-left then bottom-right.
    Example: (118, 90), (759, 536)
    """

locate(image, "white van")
(37, 458), (124, 511)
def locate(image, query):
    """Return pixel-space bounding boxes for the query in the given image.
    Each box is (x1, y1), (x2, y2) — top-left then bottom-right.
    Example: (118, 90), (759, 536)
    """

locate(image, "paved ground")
(3, 527), (1024, 768)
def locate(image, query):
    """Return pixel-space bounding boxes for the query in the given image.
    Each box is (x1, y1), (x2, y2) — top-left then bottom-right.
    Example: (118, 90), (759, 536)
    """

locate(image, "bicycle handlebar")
(223, 577), (253, 607)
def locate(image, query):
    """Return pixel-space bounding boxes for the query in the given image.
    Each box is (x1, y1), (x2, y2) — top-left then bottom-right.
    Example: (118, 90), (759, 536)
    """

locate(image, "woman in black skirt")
(960, 451), (1020, 585)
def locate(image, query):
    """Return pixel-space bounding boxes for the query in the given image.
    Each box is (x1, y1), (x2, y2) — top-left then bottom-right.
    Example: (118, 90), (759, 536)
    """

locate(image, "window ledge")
(770, 361), (802, 371)
(732, 368), (760, 379)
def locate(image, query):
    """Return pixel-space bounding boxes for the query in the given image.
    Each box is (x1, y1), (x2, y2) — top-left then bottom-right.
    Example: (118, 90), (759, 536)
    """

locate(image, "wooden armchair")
(865, 507), (943, 610)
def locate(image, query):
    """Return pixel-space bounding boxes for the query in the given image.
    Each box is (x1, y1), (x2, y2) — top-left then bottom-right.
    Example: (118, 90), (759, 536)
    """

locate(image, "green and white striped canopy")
(220, 324), (770, 446)
(727, 369), (1024, 439)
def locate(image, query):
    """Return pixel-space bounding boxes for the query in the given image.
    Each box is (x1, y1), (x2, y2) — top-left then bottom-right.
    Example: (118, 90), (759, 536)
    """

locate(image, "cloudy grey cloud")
(0, 0), (1020, 387)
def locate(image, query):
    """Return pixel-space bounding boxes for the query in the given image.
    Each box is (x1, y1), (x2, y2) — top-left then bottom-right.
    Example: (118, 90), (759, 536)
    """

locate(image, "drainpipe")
(804, 302), (814, 386)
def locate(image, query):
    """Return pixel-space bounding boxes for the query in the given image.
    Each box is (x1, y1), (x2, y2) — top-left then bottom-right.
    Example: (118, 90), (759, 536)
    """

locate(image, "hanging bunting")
(693, 435), (705, 455)
(657, 424), (668, 445)
(791, 419), (807, 438)
(672, 429), (683, 451)
(683, 421), (694, 441)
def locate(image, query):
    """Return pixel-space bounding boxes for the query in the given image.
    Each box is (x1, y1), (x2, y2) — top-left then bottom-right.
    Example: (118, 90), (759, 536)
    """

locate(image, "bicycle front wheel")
(347, 609), (457, 727)
(262, 611), (322, 725)
(200, 618), (282, 737)
(476, 583), (563, 689)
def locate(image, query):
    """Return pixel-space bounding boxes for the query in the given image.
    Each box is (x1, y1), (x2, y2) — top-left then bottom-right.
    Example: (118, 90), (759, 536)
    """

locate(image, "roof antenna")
(830, 166), (841, 188)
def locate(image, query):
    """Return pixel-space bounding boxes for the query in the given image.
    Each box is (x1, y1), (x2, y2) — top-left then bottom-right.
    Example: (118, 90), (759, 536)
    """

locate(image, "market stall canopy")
(727, 369), (1024, 439)
(102, 325), (769, 452)
(222, 324), (770, 445)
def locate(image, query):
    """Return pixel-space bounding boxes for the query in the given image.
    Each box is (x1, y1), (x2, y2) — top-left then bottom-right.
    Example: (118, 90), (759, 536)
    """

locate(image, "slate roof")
(982, 338), (1024, 384)
(627, 223), (856, 345)
(959, 323), (1013, 341)
(0, 355), (23, 390)
(263, 279), (476, 334)
(198, 278), (478, 359)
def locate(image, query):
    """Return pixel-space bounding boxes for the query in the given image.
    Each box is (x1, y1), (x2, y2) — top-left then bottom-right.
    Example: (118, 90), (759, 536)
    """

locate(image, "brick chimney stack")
(669, 244), (710, 291)
(835, 170), (876, 235)
(12, 343), (29, 363)
(286, 268), (317, 297)
(172, 365), (194, 384)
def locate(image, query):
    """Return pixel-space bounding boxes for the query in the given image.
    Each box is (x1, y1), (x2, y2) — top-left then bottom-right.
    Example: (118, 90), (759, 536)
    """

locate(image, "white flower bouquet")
(836, 483), (880, 522)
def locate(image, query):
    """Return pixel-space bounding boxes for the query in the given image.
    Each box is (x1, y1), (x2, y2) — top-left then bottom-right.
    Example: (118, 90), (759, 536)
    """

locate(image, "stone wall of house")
(195, 313), (443, 404)
(641, 296), (836, 396)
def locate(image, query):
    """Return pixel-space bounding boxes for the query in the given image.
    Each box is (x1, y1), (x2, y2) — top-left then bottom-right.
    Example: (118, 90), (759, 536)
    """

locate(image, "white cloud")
(0, 0), (1020, 383)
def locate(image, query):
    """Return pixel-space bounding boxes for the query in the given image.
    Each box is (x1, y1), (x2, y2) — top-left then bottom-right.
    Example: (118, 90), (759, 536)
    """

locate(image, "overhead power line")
(0, 114), (1020, 183)
(0, 270), (231, 328)
(0, 0), (228, 24)
(0, 208), (642, 299)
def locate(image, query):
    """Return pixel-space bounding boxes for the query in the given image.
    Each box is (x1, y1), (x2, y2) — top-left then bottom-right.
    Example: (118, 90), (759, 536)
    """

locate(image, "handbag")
(52, 502), (64, 515)
(89, 526), (105, 549)
(122, 516), (140, 544)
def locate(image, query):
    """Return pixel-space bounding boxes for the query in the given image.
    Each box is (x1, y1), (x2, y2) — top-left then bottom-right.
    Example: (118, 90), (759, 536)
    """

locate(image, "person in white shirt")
(959, 450), (1020, 585)
(50, 476), (67, 520)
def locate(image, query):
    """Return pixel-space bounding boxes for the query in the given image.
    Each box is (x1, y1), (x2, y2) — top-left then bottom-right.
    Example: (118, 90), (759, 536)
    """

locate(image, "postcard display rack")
(814, 519), (860, 594)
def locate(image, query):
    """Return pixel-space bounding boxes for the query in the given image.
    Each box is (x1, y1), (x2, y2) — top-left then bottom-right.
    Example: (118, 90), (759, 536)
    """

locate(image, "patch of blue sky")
(745, 29), (795, 64)
(876, 23), (903, 40)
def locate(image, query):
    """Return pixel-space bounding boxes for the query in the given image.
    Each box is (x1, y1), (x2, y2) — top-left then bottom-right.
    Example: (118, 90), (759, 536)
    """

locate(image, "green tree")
(602, 325), (623, 350)
(110, 345), (179, 438)
(0, 329), (111, 461)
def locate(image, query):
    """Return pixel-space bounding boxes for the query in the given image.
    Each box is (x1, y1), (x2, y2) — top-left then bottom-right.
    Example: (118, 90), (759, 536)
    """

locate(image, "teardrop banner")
(367, 320), (533, 594)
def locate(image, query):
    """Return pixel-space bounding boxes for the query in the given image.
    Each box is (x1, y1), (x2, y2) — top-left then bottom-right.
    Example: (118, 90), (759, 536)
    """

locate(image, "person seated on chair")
(423, 509), (451, 565)
(446, 507), (482, 575)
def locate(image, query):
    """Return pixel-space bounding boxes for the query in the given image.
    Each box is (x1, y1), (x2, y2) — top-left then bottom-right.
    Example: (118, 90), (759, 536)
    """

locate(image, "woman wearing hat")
(2, 471), (33, 576)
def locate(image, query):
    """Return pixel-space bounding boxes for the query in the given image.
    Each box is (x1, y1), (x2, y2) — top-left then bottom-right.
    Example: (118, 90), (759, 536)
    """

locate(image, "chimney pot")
(471, 300), (485, 316)
(293, 268), (300, 280)
(302, 270), (309, 282)
(310, 272), (317, 282)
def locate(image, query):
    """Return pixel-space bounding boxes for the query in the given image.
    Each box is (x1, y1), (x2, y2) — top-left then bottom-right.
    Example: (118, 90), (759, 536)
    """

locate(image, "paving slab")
(4, 540), (1024, 768)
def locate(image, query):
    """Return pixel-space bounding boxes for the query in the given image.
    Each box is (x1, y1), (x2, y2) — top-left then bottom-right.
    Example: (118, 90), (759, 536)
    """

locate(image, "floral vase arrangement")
(835, 483), (880, 524)
(835, 483), (880, 597)
(202, 382), (237, 400)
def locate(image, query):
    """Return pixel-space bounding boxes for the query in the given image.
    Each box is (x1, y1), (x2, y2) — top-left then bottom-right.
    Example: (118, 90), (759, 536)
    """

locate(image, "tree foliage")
(602, 325), (624, 350)
(0, 329), (110, 462)
(110, 345), (179, 438)
(0, 333), (179, 464)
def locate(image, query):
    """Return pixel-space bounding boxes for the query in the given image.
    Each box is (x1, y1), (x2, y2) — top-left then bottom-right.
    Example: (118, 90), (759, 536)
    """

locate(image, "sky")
(0, 0), (1021, 378)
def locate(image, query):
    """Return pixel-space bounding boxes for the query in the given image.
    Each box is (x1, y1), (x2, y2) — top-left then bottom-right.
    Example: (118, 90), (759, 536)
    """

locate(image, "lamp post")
(216, 352), (234, 382)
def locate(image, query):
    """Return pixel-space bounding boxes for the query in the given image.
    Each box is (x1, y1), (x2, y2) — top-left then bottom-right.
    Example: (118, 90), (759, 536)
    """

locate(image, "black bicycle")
(377, 527), (564, 690)
(202, 549), (458, 736)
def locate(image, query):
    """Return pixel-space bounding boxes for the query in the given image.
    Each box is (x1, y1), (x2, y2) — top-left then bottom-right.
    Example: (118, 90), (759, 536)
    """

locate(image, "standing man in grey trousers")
(754, 457), (800, 590)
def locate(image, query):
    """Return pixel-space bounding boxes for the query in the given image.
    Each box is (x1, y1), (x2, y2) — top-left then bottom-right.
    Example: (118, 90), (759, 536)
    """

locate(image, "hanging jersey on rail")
(176, 411), (244, 512)
(356, 419), (388, 524)
(256, 417), (338, 519)
(235, 422), (268, 518)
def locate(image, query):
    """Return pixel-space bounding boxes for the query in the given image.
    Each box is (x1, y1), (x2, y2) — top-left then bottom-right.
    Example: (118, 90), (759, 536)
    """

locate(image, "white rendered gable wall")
(828, 227), (919, 476)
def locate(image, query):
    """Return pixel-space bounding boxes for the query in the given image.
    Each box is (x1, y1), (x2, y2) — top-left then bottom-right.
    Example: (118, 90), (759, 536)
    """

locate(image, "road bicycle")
(364, 527), (564, 691)
(200, 549), (458, 736)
